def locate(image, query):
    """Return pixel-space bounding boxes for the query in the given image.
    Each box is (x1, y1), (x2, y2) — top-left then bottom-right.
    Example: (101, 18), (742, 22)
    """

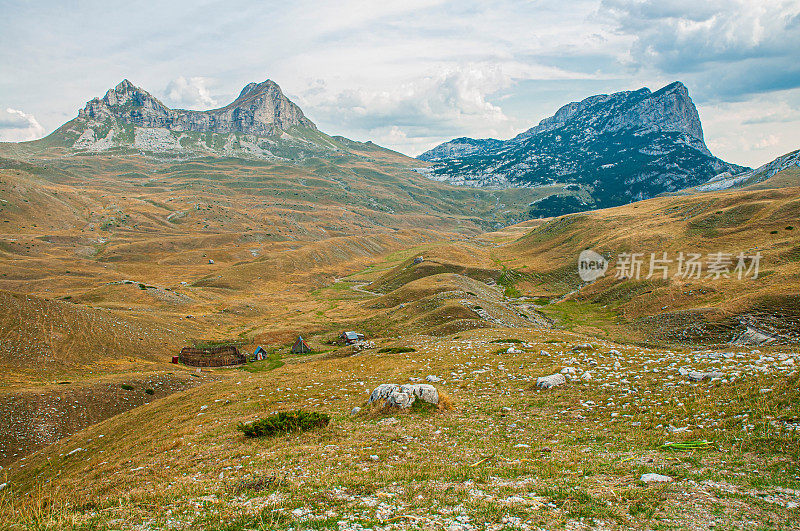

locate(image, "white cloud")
(752, 134), (780, 149)
(163, 77), (217, 109)
(599, 0), (800, 99)
(0, 108), (46, 142)
(699, 89), (800, 166)
(297, 64), (519, 156)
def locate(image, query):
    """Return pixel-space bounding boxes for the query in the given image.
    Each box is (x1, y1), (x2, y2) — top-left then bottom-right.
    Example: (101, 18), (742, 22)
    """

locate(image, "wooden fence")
(178, 346), (246, 367)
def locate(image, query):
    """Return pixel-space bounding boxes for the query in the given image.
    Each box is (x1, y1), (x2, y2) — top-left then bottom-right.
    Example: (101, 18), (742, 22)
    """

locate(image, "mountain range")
(418, 81), (748, 215)
(5, 78), (794, 219)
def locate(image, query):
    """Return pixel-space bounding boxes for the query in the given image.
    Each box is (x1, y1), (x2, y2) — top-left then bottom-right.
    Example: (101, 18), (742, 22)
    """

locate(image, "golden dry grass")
(0, 151), (799, 529)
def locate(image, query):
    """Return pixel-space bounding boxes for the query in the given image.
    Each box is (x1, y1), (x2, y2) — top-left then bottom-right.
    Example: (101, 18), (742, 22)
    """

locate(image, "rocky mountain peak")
(510, 81), (705, 147)
(417, 81), (745, 211)
(75, 78), (315, 136)
(235, 79), (279, 100)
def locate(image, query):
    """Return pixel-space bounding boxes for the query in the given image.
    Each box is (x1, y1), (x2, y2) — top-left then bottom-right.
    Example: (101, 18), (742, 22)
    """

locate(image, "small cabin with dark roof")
(253, 346), (267, 361)
(341, 331), (365, 345)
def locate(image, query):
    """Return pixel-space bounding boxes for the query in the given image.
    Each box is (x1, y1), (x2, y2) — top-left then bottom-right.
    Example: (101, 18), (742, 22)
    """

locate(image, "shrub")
(237, 410), (330, 438)
(378, 347), (416, 354)
(145, 388), (154, 395)
(121, 384), (134, 390)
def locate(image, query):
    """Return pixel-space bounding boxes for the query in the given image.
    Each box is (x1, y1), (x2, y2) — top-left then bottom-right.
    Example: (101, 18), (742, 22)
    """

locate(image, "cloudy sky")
(1, 0), (798, 167)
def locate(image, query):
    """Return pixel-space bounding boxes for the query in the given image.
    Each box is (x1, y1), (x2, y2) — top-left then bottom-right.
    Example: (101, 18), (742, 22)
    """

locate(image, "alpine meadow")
(1, 2), (799, 530)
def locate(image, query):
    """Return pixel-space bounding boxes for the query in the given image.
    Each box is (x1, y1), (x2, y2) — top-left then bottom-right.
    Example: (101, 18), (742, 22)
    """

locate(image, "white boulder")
(369, 383), (400, 402)
(368, 383), (439, 409)
(536, 373), (566, 389)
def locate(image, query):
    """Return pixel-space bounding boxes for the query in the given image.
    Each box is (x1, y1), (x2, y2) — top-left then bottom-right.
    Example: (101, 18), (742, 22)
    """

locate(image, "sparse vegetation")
(1, 137), (799, 530)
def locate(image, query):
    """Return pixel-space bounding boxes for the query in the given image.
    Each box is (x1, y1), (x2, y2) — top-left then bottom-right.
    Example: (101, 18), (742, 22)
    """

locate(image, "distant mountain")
(35, 79), (345, 159)
(418, 82), (747, 214)
(694, 148), (800, 192)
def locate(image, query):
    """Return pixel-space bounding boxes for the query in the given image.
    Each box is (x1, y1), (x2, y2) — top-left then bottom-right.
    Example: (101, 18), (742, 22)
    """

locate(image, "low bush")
(378, 347), (416, 354)
(145, 388), (154, 395)
(237, 410), (330, 438)
(120, 384), (134, 390)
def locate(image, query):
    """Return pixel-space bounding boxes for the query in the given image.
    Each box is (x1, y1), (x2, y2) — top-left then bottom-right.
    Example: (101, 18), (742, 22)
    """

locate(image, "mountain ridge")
(78, 78), (316, 136)
(23, 78), (339, 159)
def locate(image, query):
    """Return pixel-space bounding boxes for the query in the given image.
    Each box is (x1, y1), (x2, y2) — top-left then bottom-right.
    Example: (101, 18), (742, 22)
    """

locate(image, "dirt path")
(332, 278), (382, 297)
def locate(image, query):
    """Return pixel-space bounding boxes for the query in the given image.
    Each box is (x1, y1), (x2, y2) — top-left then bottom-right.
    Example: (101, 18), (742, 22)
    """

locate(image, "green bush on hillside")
(237, 410), (330, 438)
(378, 347), (416, 354)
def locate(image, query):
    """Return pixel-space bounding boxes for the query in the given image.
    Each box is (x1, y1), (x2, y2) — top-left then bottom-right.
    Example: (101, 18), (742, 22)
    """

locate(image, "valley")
(0, 78), (798, 530)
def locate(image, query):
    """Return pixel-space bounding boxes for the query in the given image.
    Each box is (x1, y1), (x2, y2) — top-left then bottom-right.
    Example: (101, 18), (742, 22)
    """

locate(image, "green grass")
(497, 266), (525, 298)
(240, 349), (284, 373)
(539, 300), (621, 332)
(192, 338), (248, 349)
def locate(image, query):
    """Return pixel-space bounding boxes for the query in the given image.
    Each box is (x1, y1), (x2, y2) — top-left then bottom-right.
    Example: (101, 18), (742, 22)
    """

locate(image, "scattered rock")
(352, 341), (375, 353)
(377, 417), (399, 426)
(350, 407), (361, 415)
(641, 473), (673, 483)
(426, 375), (442, 382)
(536, 373), (566, 389)
(687, 370), (724, 381)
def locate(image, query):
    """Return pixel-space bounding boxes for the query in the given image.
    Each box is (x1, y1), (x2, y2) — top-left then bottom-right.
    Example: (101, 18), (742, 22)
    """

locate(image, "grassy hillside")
(1, 144), (799, 529)
(2, 327), (798, 529)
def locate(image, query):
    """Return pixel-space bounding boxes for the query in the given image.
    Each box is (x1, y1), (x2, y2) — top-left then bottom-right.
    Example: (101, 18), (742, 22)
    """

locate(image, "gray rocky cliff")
(78, 79), (316, 136)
